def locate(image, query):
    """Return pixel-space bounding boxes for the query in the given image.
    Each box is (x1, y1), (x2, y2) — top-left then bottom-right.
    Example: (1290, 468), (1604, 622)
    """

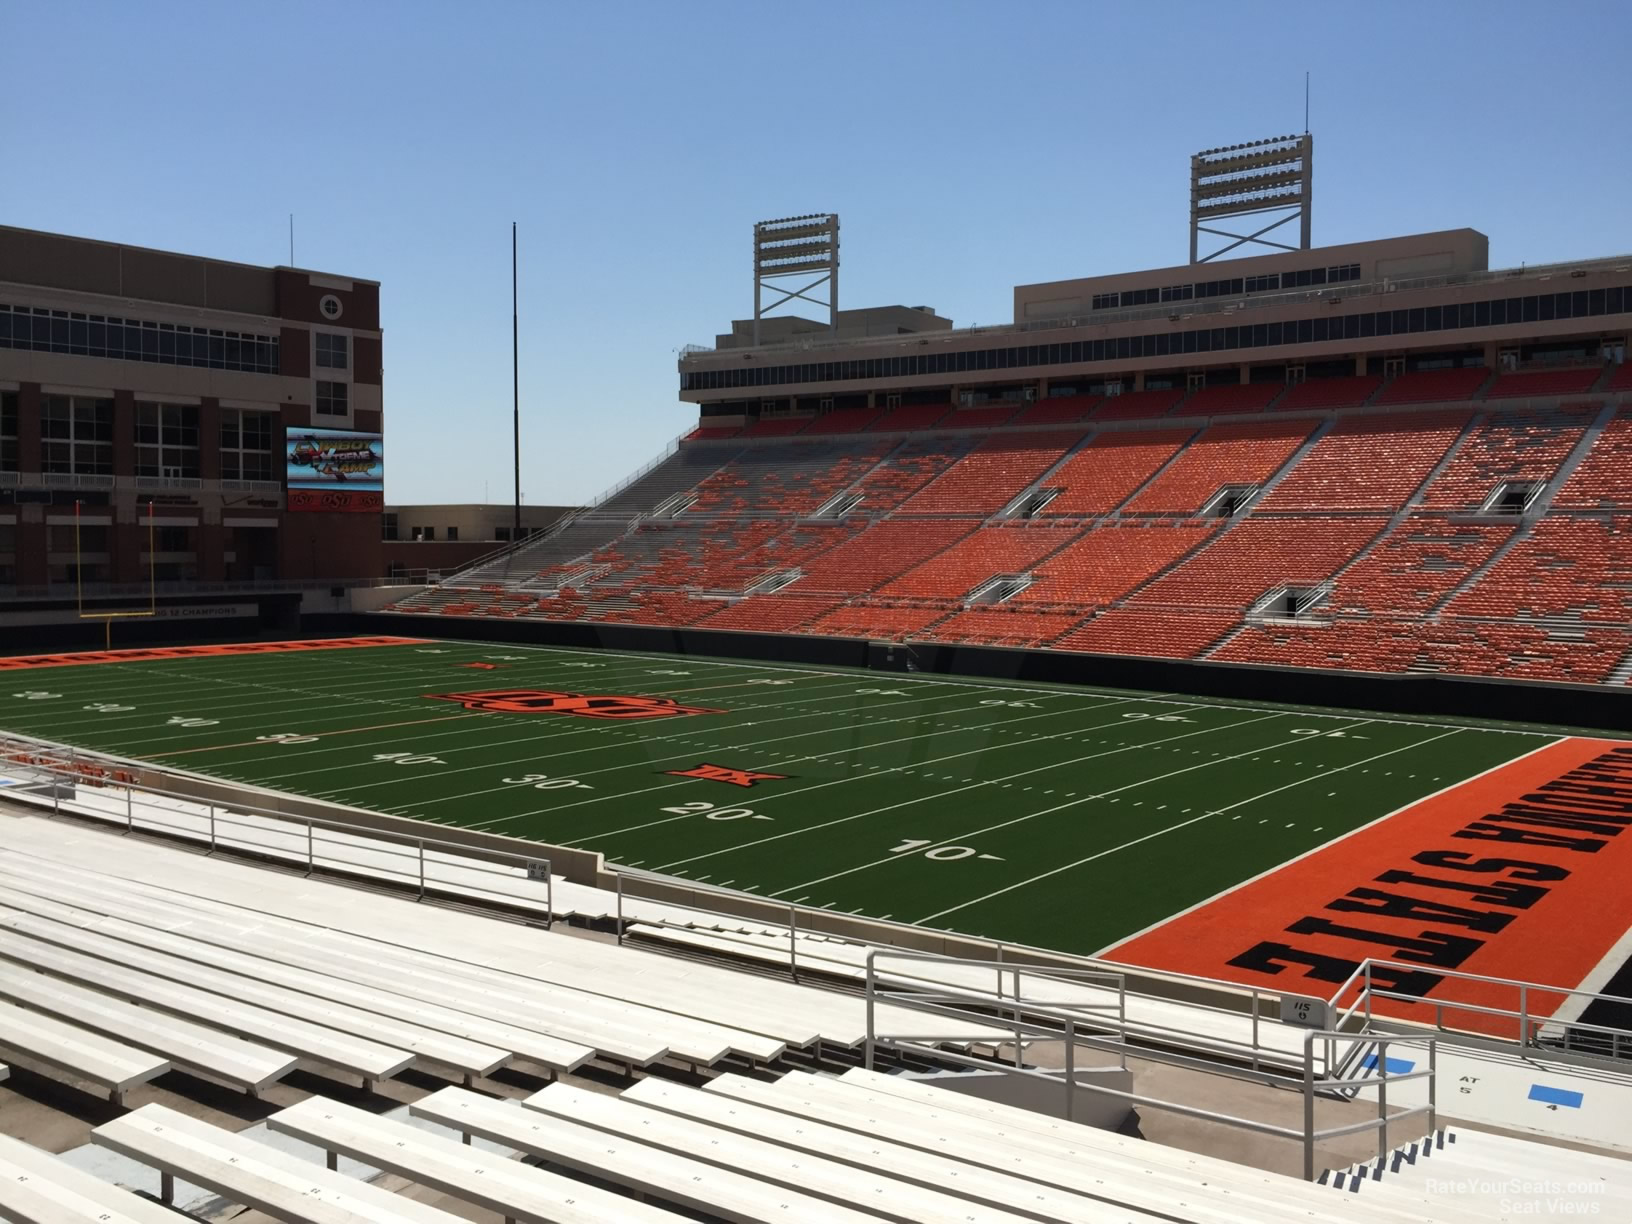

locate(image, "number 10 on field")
(890, 839), (1004, 862)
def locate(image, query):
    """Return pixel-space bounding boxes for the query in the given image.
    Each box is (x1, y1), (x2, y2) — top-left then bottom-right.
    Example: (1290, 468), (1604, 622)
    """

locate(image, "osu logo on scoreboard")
(425, 689), (724, 720)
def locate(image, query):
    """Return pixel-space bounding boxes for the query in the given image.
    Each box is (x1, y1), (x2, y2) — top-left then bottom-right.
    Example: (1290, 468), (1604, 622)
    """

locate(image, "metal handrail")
(0, 735), (552, 924)
(857, 949), (1435, 1180)
(1328, 958), (1632, 1058)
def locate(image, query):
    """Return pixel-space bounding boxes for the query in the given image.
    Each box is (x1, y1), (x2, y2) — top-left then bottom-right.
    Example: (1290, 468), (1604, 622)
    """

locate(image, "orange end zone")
(1109, 737), (1632, 1036)
(0, 637), (427, 671)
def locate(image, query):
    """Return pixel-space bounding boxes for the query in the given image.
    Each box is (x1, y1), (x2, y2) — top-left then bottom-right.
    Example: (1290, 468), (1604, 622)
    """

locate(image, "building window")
(382, 512), (399, 541)
(412, 526), (435, 541)
(220, 409), (275, 481)
(0, 304), (278, 374)
(40, 395), (114, 475)
(0, 391), (16, 472)
(315, 332), (349, 370)
(446, 526), (459, 541)
(316, 381), (348, 416)
(134, 402), (200, 479)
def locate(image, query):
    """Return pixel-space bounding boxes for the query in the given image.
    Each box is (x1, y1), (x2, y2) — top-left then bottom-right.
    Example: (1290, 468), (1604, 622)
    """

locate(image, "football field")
(2, 635), (1628, 993)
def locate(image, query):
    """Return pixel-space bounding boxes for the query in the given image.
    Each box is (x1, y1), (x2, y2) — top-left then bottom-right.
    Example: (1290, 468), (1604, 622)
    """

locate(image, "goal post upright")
(78, 498), (157, 650)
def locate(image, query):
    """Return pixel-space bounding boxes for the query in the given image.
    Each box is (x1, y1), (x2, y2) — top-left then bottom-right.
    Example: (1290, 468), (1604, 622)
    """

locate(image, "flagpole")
(512, 222), (521, 537)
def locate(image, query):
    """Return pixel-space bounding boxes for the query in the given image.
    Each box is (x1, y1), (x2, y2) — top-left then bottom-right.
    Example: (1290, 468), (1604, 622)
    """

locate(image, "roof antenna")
(1304, 71), (1310, 133)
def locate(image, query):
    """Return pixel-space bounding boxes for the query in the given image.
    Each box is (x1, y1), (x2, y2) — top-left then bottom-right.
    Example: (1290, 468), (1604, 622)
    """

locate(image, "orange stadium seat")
(879, 524), (1080, 599)
(1014, 524), (1217, 608)
(1417, 404), (1597, 509)
(1124, 420), (1312, 514)
(1131, 516), (1391, 610)
(1056, 609), (1242, 659)
(1180, 382), (1283, 417)
(899, 431), (1085, 515)
(1271, 374), (1382, 412)
(1088, 388), (1185, 421)
(1374, 366), (1490, 405)
(1010, 395), (1101, 425)
(1257, 411), (1471, 511)
(1040, 428), (1195, 516)
(1484, 367), (1601, 399)
(1555, 409), (1632, 508)
(864, 403), (950, 431)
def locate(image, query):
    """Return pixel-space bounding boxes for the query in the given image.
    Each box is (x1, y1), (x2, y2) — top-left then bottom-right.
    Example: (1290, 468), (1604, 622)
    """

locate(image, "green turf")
(0, 638), (1596, 956)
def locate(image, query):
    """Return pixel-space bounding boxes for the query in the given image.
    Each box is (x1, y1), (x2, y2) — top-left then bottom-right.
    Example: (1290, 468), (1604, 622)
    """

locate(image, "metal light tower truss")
(753, 213), (838, 344)
(1190, 134), (1312, 263)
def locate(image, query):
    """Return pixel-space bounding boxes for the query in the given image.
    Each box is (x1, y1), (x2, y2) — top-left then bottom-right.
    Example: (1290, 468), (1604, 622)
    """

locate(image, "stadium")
(3, 97), (1631, 1224)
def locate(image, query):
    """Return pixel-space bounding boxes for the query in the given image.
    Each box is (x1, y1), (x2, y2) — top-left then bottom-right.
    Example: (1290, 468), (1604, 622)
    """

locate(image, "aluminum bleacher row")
(390, 366), (1632, 686)
(2, 781), (1621, 1221)
(0, 812), (1026, 1107)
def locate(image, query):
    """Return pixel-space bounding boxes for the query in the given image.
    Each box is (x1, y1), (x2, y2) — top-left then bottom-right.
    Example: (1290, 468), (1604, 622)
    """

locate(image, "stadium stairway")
(1319, 1128), (1630, 1219)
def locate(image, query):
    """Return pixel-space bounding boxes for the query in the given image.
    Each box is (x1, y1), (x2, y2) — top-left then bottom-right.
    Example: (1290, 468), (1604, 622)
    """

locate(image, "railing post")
(1519, 984), (1529, 1046)
(127, 783), (135, 834)
(545, 860), (553, 931)
(616, 873), (624, 946)
(1427, 1039), (1437, 1137)
(995, 941), (1003, 996)
(207, 802), (215, 852)
(864, 952), (876, 1071)
(1251, 991), (1261, 1073)
(1065, 1018), (1076, 1124)
(789, 904), (798, 983)
(418, 840), (426, 900)
(1118, 977), (1128, 1071)
(306, 819), (314, 877)
(1377, 1040), (1389, 1165)
(1302, 1032), (1317, 1181)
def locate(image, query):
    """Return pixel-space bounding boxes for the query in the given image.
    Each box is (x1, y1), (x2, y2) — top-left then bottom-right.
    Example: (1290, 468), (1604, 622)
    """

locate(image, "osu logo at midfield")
(426, 689), (724, 720)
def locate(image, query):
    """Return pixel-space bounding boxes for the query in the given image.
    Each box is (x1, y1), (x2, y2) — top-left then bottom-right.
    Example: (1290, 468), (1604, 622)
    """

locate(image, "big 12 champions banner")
(286, 427), (384, 512)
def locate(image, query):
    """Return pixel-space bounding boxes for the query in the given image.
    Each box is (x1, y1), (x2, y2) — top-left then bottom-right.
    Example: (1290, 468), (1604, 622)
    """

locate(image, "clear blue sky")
(6, 1), (1628, 505)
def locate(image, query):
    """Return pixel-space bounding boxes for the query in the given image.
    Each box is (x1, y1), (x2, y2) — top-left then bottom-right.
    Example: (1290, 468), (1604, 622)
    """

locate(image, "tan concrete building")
(677, 230), (1630, 420)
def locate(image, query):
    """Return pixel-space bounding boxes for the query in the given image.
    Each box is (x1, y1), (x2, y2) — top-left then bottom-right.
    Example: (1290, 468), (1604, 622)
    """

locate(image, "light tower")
(752, 213), (839, 344)
(1189, 134), (1312, 263)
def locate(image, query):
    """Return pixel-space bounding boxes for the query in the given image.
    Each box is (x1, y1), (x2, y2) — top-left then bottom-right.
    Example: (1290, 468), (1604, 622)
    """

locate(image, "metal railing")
(858, 949), (1436, 1181)
(585, 427), (694, 510)
(1329, 958), (1632, 1062)
(0, 734), (552, 924)
(608, 864), (1337, 1074)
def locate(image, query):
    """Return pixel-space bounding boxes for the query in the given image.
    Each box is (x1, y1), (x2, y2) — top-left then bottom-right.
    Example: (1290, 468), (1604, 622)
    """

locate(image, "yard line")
(0, 648), (711, 739)
(334, 682), (1027, 804)
(137, 711), (493, 756)
(1089, 732), (1566, 957)
(145, 671), (864, 767)
(644, 708), (1274, 870)
(265, 674), (943, 791)
(764, 713), (1345, 897)
(463, 638), (1561, 737)
(913, 725), (1460, 924)
(475, 694), (1148, 836)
